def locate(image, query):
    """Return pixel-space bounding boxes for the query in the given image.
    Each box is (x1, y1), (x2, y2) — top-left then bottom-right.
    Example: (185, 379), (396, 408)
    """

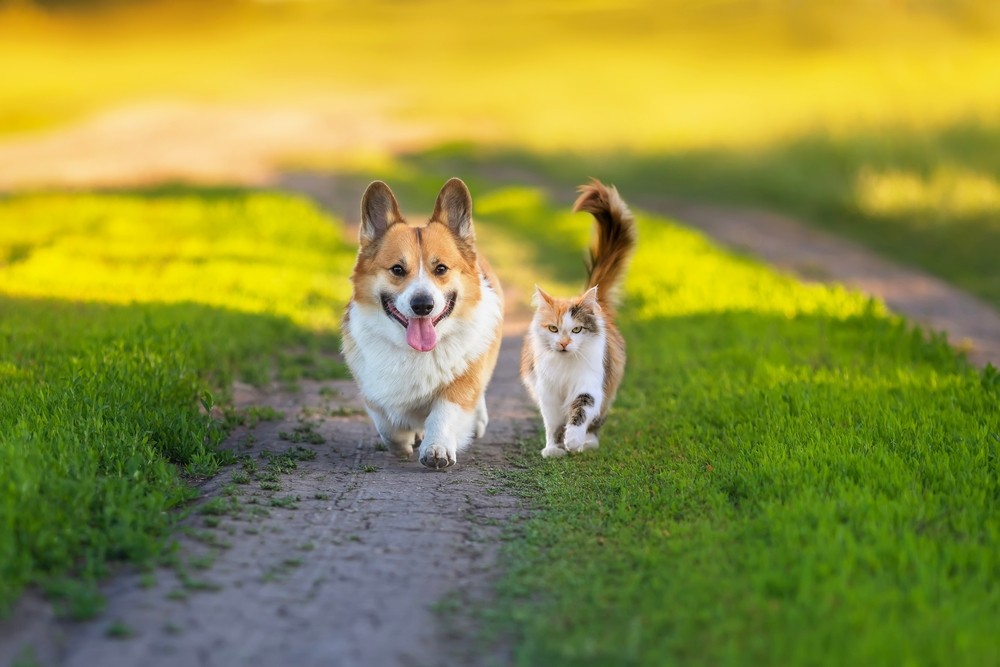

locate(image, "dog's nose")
(411, 292), (434, 317)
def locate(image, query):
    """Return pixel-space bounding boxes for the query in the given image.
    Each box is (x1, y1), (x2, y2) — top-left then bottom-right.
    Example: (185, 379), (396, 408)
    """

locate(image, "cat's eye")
(547, 325), (558, 333)
(572, 326), (582, 333)
(390, 264), (406, 277)
(433, 263), (449, 276)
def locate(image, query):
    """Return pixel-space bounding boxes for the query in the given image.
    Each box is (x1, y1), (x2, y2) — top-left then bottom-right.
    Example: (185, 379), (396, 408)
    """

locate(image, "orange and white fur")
(520, 180), (636, 458)
(342, 179), (504, 469)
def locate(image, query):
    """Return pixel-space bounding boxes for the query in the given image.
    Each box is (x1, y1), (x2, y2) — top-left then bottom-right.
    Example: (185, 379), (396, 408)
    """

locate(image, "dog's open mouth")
(381, 292), (457, 352)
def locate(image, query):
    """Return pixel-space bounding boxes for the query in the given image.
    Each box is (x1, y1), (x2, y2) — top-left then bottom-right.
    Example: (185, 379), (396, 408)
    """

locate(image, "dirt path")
(0, 102), (436, 189)
(1, 316), (535, 667)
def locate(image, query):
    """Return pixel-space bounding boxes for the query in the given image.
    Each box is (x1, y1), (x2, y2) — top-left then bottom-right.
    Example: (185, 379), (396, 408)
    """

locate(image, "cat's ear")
(581, 286), (600, 308)
(533, 285), (555, 307)
(360, 181), (403, 245)
(431, 178), (474, 242)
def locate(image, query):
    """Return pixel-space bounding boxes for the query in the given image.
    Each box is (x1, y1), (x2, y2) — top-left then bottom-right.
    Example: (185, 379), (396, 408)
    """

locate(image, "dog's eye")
(572, 326), (582, 333)
(547, 325), (558, 333)
(434, 264), (449, 276)
(390, 264), (406, 277)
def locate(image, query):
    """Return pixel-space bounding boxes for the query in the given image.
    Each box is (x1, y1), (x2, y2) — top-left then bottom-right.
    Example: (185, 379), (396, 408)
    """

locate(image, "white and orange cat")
(520, 180), (637, 458)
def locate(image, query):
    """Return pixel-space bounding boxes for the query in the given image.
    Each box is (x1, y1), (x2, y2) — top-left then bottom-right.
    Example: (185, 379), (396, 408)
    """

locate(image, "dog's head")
(350, 178), (483, 352)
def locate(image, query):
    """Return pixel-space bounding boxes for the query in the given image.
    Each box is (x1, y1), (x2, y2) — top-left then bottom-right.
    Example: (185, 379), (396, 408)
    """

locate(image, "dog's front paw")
(540, 445), (567, 458)
(419, 442), (456, 470)
(563, 425), (587, 452)
(387, 438), (413, 459)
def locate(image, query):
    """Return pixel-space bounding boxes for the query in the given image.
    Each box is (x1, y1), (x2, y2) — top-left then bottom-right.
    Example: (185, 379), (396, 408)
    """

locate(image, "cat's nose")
(411, 292), (434, 316)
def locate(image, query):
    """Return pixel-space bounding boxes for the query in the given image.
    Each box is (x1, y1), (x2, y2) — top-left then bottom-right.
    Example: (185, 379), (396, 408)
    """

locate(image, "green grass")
(0, 188), (354, 616)
(375, 130), (1000, 313)
(1, 149), (995, 663)
(352, 169), (999, 665)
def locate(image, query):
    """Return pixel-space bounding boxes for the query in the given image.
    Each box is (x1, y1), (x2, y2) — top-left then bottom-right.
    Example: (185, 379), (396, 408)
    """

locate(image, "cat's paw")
(563, 425), (587, 452)
(540, 445), (567, 458)
(581, 432), (600, 451)
(419, 442), (456, 470)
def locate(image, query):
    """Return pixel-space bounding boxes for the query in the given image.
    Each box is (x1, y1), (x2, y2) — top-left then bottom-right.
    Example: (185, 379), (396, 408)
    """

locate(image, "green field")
(330, 167), (999, 665)
(478, 186), (998, 666)
(0, 189), (354, 615)
(0, 167), (996, 663)
(1, 1), (998, 659)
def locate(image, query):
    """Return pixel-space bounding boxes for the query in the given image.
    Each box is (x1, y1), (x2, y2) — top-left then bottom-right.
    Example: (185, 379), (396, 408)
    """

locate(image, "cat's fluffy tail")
(575, 179), (637, 315)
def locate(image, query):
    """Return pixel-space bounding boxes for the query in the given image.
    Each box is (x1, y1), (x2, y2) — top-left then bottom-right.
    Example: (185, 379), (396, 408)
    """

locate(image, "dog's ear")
(360, 181), (402, 245)
(431, 178), (474, 241)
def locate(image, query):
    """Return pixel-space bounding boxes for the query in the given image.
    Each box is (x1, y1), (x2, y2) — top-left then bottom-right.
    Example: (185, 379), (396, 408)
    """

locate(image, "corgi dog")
(341, 178), (504, 469)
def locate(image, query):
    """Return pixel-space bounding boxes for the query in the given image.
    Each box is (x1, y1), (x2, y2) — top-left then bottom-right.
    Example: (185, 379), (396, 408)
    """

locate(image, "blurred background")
(1, 0), (998, 302)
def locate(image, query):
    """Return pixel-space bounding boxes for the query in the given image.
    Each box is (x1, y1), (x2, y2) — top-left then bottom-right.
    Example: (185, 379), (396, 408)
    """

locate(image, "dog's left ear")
(431, 178), (474, 242)
(360, 181), (402, 245)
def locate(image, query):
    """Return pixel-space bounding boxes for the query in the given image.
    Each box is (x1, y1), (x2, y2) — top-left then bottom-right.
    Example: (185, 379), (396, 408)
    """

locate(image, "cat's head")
(531, 285), (603, 354)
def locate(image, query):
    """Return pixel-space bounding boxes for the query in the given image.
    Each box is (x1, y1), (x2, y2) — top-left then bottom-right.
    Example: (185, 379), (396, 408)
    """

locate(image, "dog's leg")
(472, 394), (489, 439)
(538, 391), (568, 458)
(367, 404), (417, 459)
(563, 389), (603, 453)
(419, 400), (475, 469)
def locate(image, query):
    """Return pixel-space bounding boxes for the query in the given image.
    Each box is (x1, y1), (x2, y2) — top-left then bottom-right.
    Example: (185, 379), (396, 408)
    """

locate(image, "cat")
(520, 179), (637, 458)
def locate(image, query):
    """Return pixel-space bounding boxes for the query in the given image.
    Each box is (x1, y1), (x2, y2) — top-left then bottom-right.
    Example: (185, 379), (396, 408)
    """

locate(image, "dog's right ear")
(360, 181), (402, 245)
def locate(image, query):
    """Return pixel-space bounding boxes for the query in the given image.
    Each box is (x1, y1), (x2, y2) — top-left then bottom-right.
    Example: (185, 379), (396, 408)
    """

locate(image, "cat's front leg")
(419, 400), (474, 469)
(538, 391), (568, 458)
(563, 389), (603, 452)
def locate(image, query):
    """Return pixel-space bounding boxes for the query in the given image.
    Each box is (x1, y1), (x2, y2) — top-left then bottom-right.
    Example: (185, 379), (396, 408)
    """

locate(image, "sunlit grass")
(855, 165), (1000, 218)
(627, 214), (883, 320)
(0, 192), (349, 329)
(377, 127), (1000, 311)
(1, 1), (998, 152)
(0, 189), (355, 616)
(434, 182), (998, 666)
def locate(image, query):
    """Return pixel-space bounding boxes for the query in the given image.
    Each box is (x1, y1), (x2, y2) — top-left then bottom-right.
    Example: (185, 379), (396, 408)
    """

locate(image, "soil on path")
(0, 316), (536, 667)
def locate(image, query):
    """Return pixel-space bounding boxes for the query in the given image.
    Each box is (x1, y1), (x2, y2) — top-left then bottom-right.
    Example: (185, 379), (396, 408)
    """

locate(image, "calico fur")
(520, 180), (636, 458)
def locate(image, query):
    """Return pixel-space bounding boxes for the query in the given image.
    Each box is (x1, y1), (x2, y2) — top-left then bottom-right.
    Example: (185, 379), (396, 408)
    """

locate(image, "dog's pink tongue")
(406, 317), (437, 352)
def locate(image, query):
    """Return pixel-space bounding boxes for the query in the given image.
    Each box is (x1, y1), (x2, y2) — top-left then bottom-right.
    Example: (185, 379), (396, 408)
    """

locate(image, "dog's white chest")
(342, 283), (501, 423)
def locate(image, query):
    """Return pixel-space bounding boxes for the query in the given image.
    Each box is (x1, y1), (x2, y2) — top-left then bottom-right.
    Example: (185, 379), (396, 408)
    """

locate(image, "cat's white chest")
(532, 336), (605, 407)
